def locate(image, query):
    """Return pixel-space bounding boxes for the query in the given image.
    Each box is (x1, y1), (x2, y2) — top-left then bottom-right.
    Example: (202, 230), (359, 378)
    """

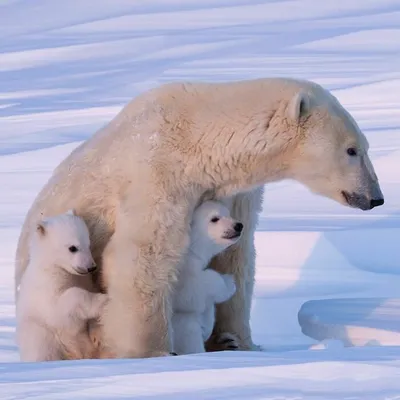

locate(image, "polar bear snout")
(86, 262), (97, 273)
(88, 264), (97, 273)
(369, 181), (385, 209)
(370, 197), (385, 208)
(341, 169), (384, 210)
(74, 265), (96, 275)
(234, 222), (243, 233)
(341, 191), (384, 211)
(74, 257), (97, 275)
(75, 264), (96, 275)
(222, 221), (244, 241)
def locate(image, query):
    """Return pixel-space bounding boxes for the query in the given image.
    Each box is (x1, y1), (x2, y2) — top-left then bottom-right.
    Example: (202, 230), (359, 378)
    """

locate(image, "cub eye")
(211, 217), (220, 223)
(347, 147), (358, 157)
(68, 245), (78, 253)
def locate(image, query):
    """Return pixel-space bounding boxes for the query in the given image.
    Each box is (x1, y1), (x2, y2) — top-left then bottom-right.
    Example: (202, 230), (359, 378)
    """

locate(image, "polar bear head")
(189, 200), (243, 261)
(33, 209), (97, 276)
(283, 83), (384, 211)
(209, 78), (384, 211)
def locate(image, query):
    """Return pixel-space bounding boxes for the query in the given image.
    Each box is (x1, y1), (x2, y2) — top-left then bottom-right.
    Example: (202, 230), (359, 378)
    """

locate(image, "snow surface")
(1, 0), (400, 398)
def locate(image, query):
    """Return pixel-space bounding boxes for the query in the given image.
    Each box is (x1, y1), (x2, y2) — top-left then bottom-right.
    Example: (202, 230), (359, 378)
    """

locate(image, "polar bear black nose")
(370, 198), (384, 209)
(88, 266), (97, 273)
(234, 222), (243, 233)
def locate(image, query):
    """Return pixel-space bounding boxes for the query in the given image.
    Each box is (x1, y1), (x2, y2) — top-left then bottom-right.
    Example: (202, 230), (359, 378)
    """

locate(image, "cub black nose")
(234, 222), (243, 233)
(88, 266), (97, 273)
(370, 198), (384, 209)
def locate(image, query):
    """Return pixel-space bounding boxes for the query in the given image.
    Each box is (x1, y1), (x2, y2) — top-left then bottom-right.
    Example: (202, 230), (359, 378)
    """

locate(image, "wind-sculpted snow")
(0, 1), (399, 398)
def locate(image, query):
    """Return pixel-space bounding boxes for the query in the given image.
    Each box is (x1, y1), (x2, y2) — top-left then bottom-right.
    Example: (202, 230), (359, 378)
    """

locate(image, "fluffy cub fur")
(172, 200), (241, 355)
(16, 210), (107, 362)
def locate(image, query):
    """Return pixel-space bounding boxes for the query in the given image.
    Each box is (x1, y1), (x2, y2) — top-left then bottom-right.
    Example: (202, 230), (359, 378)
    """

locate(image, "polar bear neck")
(151, 80), (299, 197)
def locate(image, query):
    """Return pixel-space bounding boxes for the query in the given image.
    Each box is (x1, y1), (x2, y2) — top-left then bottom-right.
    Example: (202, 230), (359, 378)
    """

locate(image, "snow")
(1, 0), (400, 398)
(3, 350), (400, 399)
(294, 29), (400, 52)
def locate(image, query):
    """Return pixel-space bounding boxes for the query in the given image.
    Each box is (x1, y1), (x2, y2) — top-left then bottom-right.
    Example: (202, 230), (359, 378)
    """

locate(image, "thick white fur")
(16, 210), (107, 362)
(15, 78), (383, 358)
(172, 200), (239, 355)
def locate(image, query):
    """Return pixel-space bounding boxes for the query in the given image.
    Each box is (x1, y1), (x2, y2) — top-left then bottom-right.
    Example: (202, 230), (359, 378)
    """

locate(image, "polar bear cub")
(172, 200), (242, 355)
(16, 210), (107, 362)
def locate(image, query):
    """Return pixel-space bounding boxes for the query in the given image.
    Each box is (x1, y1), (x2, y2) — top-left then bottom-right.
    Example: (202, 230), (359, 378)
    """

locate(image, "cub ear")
(36, 222), (47, 237)
(66, 209), (76, 216)
(288, 91), (309, 122)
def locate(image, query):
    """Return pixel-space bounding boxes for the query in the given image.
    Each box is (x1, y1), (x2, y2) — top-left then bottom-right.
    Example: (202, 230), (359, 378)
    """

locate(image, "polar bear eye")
(211, 217), (220, 223)
(68, 245), (79, 253)
(347, 147), (358, 157)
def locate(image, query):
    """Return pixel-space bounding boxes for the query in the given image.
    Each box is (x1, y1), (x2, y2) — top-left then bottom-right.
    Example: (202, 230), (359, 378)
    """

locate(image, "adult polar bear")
(15, 77), (384, 358)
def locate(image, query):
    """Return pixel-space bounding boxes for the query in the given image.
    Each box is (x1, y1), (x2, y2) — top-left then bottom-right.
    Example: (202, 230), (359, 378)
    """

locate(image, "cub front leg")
(172, 313), (205, 355)
(100, 187), (192, 359)
(202, 270), (236, 304)
(57, 287), (108, 323)
(18, 322), (63, 362)
(201, 272), (237, 347)
(207, 186), (264, 352)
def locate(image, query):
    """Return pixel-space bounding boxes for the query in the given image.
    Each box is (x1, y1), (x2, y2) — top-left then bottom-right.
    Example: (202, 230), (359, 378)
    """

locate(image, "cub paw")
(221, 274), (237, 298)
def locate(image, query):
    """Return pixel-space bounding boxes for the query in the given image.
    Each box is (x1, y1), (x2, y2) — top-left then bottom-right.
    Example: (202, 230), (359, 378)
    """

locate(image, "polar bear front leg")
(207, 186), (264, 352)
(100, 189), (191, 359)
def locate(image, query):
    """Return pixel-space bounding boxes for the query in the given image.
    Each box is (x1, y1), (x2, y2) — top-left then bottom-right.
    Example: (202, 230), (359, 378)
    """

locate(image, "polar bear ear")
(36, 222), (47, 237)
(288, 91), (309, 122)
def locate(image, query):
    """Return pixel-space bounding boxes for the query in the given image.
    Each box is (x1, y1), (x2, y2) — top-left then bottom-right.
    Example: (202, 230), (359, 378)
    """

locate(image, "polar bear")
(15, 77), (384, 359)
(16, 210), (108, 362)
(172, 200), (240, 355)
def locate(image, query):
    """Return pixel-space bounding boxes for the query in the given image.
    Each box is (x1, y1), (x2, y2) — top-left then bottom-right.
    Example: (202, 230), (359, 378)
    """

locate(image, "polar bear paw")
(205, 332), (240, 352)
(150, 351), (178, 357)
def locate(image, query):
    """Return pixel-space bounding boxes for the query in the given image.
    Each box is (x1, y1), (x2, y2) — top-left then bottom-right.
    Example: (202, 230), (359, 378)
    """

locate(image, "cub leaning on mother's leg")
(172, 200), (241, 355)
(16, 210), (107, 362)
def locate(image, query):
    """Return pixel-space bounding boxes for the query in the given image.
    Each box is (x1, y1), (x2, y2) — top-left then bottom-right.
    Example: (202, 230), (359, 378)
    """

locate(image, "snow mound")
(299, 298), (400, 347)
